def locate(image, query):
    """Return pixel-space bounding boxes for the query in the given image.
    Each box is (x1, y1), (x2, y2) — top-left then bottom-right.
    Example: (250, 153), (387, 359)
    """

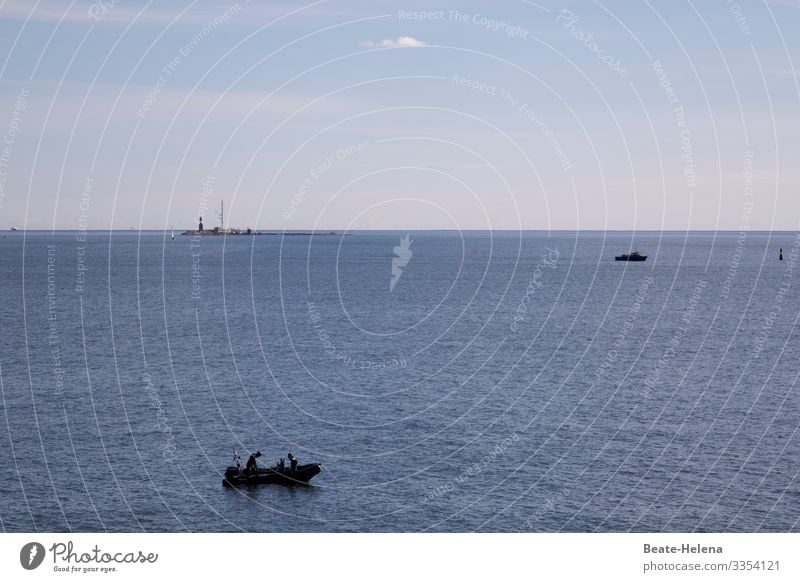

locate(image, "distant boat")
(10, 227), (18, 231)
(615, 251), (647, 261)
(171, 226), (175, 240)
(222, 463), (322, 487)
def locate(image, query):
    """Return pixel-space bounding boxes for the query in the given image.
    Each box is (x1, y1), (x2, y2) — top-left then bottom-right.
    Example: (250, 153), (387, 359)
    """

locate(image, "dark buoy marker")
(780, 247), (783, 261)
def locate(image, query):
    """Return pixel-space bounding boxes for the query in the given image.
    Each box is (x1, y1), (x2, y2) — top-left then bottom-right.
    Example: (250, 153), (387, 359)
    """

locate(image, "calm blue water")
(1, 230), (799, 532)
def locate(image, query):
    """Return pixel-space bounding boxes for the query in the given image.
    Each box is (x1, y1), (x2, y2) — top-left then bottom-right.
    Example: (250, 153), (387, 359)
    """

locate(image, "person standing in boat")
(246, 451), (262, 475)
(287, 452), (298, 471)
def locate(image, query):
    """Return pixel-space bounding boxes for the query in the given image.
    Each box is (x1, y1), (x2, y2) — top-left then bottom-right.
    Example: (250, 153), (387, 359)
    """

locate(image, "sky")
(0, 0), (798, 230)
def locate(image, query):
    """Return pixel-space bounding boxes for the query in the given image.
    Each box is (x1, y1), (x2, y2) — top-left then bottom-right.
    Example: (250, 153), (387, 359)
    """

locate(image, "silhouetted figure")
(199, 217), (204, 232)
(287, 452), (298, 471)
(277, 457), (285, 471)
(246, 451), (262, 475)
(780, 248), (783, 261)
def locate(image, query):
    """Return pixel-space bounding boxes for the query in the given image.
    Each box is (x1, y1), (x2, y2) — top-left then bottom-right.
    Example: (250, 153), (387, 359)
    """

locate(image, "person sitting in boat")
(246, 451), (262, 475)
(287, 452), (298, 471)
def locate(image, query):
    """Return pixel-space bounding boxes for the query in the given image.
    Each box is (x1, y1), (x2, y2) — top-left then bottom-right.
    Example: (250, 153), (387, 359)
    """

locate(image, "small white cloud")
(359, 36), (428, 48)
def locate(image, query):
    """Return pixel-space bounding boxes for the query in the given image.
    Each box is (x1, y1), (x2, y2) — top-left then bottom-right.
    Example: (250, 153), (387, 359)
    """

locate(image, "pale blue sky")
(0, 0), (798, 230)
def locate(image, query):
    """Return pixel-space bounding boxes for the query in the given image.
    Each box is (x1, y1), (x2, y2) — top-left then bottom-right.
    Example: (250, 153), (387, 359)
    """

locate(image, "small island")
(180, 202), (342, 237)
(181, 202), (260, 236)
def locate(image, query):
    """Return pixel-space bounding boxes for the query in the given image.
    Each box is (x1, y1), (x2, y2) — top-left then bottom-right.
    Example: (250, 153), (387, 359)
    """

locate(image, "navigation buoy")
(780, 247), (783, 261)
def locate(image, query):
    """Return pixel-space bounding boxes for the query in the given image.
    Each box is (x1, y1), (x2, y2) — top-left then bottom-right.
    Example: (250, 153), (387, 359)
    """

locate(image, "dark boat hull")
(223, 463), (321, 487)
(615, 255), (647, 261)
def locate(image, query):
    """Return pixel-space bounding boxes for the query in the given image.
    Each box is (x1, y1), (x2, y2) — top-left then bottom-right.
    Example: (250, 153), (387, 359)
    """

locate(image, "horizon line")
(6, 228), (799, 234)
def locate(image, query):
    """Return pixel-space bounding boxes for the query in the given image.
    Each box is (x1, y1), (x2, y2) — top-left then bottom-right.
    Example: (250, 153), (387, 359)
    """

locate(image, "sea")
(1, 230), (799, 532)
